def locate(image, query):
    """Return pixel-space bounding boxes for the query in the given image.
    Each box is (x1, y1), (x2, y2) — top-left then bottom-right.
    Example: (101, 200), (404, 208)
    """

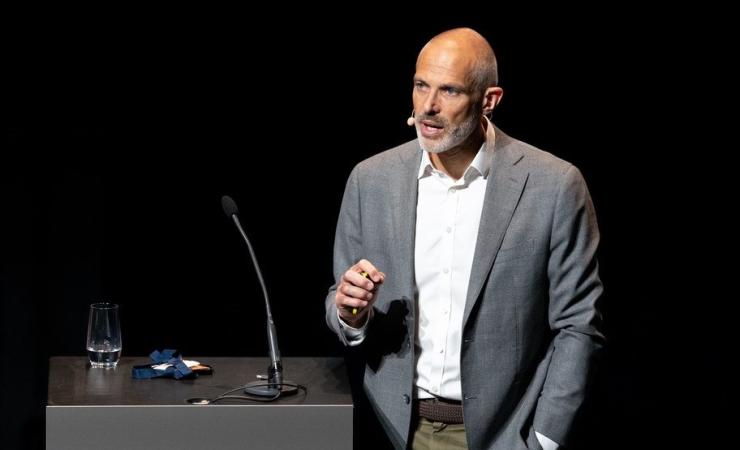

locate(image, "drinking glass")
(86, 302), (122, 368)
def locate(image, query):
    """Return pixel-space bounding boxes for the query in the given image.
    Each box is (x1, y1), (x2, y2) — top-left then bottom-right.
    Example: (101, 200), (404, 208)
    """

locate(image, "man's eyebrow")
(413, 78), (465, 91)
(439, 82), (466, 92)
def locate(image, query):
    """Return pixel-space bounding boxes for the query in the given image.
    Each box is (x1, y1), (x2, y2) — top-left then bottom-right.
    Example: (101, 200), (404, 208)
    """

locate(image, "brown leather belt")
(416, 397), (464, 424)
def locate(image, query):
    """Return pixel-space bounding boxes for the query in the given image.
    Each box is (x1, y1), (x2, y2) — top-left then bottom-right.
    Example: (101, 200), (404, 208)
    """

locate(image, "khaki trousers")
(410, 416), (468, 450)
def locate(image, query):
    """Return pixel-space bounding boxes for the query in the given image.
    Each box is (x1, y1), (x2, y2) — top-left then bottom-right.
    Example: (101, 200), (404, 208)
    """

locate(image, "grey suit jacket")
(325, 127), (604, 450)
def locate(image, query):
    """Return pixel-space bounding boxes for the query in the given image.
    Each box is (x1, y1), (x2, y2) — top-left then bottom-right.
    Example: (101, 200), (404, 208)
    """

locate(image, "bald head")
(418, 28), (498, 93)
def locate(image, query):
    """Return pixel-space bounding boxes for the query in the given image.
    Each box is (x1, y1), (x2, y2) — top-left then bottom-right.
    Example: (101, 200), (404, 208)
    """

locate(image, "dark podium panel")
(47, 356), (352, 450)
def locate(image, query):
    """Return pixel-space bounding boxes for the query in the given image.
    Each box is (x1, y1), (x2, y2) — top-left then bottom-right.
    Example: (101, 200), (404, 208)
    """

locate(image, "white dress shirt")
(413, 144), (490, 401)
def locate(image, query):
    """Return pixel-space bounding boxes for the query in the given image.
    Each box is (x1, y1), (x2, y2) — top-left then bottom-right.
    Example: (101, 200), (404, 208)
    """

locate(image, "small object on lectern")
(131, 349), (212, 380)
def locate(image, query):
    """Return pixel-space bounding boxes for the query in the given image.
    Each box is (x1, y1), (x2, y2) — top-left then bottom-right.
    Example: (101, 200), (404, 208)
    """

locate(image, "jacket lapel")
(463, 130), (528, 327)
(391, 143), (423, 302)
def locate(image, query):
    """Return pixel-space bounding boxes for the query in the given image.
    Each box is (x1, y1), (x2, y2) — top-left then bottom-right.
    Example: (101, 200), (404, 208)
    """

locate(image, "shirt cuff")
(337, 309), (369, 346)
(535, 431), (560, 450)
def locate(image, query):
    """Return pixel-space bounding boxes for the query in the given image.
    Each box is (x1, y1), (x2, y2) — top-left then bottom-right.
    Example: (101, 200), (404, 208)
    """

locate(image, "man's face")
(412, 44), (480, 154)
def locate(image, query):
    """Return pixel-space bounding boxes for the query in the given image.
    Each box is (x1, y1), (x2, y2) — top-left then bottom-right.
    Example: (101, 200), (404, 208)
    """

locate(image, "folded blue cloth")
(131, 349), (194, 380)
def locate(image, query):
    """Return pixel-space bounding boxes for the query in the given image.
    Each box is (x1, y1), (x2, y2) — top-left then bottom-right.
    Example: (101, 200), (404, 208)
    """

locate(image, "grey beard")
(415, 115), (479, 154)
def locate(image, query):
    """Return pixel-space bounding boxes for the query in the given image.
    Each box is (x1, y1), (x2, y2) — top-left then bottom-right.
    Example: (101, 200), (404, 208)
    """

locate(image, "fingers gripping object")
(346, 271), (371, 315)
(355, 271), (371, 315)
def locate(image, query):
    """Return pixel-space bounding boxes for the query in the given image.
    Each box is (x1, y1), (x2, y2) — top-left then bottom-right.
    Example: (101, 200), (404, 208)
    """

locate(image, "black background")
(1, 9), (729, 449)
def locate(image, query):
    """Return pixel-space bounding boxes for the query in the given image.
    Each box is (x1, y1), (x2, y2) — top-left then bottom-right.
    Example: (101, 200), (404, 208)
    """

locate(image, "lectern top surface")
(47, 356), (352, 407)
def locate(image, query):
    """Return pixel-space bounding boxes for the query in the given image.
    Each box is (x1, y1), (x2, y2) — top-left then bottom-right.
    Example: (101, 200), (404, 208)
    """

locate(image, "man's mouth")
(420, 120), (444, 138)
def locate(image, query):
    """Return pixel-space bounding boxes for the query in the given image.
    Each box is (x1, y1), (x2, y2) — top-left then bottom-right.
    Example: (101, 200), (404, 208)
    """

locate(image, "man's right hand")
(335, 259), (385, 328)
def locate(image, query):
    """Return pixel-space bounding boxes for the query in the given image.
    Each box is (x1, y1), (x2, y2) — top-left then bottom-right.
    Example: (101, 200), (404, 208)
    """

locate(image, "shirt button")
(439, 349), (444, 354)
(403, 394), (410, 404)
(446, 226), (452, 233)
(443, 268), (449, 274)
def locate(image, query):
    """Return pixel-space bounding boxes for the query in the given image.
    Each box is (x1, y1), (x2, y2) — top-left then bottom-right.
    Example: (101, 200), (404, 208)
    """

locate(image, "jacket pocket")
(494, 239), (536, 264)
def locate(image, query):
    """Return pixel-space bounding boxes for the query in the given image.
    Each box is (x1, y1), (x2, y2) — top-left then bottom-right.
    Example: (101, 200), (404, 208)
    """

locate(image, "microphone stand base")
(244, 379), (298, 397)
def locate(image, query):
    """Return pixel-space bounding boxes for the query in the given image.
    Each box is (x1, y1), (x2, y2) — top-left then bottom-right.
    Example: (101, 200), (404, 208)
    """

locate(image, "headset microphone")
(406, 110), (415, 126)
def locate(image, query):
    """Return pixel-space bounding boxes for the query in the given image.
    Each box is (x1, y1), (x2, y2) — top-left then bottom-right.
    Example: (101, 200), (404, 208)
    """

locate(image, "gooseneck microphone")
(221, 195), (296, 397)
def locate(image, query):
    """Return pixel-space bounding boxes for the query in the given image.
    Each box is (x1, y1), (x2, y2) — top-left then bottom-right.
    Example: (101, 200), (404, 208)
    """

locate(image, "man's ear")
(482, 86), (504, 115)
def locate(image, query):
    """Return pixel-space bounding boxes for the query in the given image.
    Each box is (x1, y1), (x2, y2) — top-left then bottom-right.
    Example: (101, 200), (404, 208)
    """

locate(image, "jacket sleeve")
(325, 165), (363, 345)
(534, 165), (605, 446)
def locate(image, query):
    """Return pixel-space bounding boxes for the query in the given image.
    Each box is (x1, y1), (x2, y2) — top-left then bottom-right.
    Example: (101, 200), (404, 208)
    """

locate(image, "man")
(325, 28), (603, 450)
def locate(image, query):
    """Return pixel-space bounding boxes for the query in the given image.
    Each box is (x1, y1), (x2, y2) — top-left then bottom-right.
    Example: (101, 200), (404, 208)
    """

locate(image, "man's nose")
(421, 91), (440, 115)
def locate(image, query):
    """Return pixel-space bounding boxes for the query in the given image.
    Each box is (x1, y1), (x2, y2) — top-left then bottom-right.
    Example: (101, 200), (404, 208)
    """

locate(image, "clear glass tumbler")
(86, 302), (122, 368)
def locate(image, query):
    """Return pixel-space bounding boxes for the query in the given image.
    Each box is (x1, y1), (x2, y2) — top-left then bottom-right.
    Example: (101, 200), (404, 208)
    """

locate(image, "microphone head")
(406, 116), (415, 126)
(221, 195), (239, 217)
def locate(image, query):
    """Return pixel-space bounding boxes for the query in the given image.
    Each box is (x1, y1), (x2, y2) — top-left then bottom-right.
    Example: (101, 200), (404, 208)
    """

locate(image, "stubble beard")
(415, 113), (479, 154)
